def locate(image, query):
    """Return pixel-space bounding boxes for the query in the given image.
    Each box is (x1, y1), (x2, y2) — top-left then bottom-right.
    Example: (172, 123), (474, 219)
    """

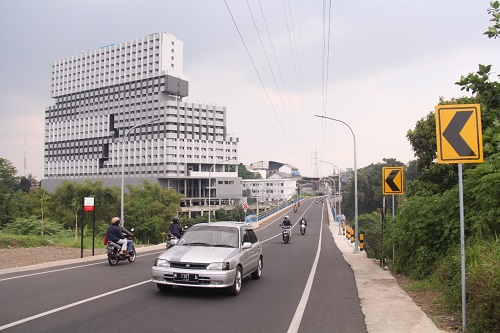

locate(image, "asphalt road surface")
(0, 198), (367, 333)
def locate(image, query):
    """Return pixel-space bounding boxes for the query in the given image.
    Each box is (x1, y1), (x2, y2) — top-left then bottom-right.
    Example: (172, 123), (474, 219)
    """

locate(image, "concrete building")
(42, 32), (241, 209)
(242, 177), (297, 202)
(248, 160), (300, 179)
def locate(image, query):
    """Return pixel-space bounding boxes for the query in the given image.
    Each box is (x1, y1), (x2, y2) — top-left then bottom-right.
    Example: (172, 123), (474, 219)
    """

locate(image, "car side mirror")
(241, 242), (252, 249)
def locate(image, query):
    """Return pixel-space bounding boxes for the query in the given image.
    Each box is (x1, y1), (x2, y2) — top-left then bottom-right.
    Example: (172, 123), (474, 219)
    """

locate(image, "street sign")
(382, 167), (404, 195)
(435, 104), (483, 164)
(83, 197), (95, 212)
(242, 203), (248, 211)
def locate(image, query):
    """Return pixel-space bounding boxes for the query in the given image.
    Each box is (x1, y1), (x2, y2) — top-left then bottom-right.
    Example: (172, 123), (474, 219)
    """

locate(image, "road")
(0, 198), (367, 333)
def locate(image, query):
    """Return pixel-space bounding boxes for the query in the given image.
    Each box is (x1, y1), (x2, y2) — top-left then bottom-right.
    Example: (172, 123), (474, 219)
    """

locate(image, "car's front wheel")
(228, 266), (242, 296)
(251, 257), (263, 280)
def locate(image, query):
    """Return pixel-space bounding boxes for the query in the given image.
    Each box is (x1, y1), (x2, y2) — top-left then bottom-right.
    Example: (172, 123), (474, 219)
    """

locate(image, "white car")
(152, 221), (263, 296)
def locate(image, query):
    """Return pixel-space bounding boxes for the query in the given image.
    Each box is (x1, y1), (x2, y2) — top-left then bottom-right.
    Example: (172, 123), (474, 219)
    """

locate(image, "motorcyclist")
(281, 215), (292, 239)
(118, 224), (134, 253)
(299, 217), (308, 226)
(168, 216), (183, 239)
(106, 217), (129, 256)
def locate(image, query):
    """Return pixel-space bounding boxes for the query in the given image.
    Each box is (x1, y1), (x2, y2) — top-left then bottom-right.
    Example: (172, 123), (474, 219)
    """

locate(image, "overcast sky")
(1, 0), (499, 179)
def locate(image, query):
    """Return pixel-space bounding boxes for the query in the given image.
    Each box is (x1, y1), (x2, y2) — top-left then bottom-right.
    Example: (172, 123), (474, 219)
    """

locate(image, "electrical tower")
(311, 148), (321, 178)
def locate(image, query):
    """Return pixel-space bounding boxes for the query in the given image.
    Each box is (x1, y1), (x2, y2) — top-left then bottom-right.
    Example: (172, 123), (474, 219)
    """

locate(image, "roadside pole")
(435, 104), (483, 332)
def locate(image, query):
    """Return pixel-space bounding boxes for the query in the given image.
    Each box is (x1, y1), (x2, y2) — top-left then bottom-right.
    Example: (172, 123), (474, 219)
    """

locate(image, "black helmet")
(172, 216), (179, 223)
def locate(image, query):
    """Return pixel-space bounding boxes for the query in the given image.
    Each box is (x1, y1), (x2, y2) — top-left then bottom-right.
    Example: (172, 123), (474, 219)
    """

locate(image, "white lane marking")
(287, 207), (324, 333)
(0, 280), (150, 331)
(0, 251), (164, 282)
(0, 262), (104, 282)
(255, 200), (314, 232)
(256, 201), (314, 242)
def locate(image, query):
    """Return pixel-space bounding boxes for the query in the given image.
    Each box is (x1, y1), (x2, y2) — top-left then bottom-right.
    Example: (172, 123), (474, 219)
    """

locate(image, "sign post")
(382, 167), (404, 266)
(435, 104), (483, 332)
(242, 203), (248, 223)
(82, 197), (95, 258)
(382, 167), (404, 195)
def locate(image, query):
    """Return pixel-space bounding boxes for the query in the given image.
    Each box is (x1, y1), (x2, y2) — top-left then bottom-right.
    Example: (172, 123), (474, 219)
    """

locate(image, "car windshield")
(179, 226), (239, 248)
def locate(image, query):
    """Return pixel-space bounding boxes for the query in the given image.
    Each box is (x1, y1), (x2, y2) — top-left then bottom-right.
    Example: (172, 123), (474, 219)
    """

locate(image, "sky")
(1, 0), (499, 180)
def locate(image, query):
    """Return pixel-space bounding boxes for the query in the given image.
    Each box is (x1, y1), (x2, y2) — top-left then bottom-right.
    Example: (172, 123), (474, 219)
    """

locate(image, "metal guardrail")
(248, 198), (301, 221)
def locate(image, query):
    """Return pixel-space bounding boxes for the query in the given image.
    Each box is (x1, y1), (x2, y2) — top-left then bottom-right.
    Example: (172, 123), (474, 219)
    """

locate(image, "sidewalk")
(329, 220), (445, 333)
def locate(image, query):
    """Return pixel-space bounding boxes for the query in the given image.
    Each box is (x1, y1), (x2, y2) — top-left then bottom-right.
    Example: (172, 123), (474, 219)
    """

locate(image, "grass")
(393, 273), (462, 332)
(0, 232), (106, 249)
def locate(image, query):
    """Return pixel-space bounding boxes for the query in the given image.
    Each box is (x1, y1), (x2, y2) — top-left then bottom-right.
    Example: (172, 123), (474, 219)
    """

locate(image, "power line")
(224, 0), (301, 160)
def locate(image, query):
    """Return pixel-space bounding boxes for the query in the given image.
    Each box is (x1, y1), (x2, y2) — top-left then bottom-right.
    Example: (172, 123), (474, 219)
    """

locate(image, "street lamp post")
(315, 115), (359, 253)
(208, 158), (233, 223)
(256, 181), (262, 222)
(319, 160), (342, 235)
(120, 118), (160, 225)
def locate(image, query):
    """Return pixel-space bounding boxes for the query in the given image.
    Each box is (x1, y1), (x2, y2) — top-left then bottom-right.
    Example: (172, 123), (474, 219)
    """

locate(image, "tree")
(230, 205), (245, 222)
(405, 100), (478, 196)
(40, 193), (50, 238)
(125, 181), (183, 244)
(456, 65), (500, 158)
(0, 158), (19, 227)
(484, 1), (500, 39)
(71, 198), (79, 241)
(358, 212), (382, 259)
(341, 159), (405, 222)
(19, 176), (31, 193)
(238, 163), (262, 179)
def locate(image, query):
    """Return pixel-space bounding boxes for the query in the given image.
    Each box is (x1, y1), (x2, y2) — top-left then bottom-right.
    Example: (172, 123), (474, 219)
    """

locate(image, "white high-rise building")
(43, 32), (241, 206)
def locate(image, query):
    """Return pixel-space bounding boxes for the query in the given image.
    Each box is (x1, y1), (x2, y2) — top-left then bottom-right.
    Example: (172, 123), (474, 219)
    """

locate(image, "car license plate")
(173, 273), (199, 282)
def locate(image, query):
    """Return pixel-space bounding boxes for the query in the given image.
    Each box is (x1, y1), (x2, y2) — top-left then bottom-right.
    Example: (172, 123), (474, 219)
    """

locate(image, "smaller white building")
(242, 177), (297, 202)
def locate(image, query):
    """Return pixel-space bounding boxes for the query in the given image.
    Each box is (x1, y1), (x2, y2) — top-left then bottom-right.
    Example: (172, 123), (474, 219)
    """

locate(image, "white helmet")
(285, 216), (289, 219)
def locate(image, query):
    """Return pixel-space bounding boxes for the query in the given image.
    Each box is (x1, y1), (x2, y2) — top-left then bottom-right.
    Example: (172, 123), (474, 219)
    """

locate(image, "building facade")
(248, 160), (299, 179)
(242, 178), (297, 202)
(43, 32), (241, 206)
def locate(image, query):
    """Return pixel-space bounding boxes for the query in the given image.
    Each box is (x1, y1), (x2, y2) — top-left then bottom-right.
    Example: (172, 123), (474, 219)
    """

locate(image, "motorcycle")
(166, 225), (188, 249)
(293, 206), (297, 213)
(106, 228), (136, 266)
(300, 221), (306, 235)
(281, 225), (291, 244)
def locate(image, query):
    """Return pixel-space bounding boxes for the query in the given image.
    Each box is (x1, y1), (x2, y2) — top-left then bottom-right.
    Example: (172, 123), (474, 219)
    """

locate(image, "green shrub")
(5, 216), (63, 236)
(435, 237), (500, 333)
(358, 212), (382, 259)
(0, 228), (110, 249)
(465, 237), (500, 333)
(0, 233), (51, 248)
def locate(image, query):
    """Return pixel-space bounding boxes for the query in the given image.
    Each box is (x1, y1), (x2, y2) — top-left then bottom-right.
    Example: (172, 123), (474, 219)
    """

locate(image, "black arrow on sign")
(385, 170), (400, 192)
(442, 111), (475, 157)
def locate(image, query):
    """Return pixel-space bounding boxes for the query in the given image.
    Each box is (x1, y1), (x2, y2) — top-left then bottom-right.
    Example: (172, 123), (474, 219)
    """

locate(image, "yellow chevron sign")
(435, 104), (483, 164)
(382, 167), (404, 195)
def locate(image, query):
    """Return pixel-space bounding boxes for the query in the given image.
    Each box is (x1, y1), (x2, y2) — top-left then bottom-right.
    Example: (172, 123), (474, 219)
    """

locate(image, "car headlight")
(206, 262), (230, 270)
(154, 258), (171, 267)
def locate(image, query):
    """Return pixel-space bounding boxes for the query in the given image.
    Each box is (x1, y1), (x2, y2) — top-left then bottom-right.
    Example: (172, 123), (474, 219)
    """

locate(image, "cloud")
(1, 0), (499, 178)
